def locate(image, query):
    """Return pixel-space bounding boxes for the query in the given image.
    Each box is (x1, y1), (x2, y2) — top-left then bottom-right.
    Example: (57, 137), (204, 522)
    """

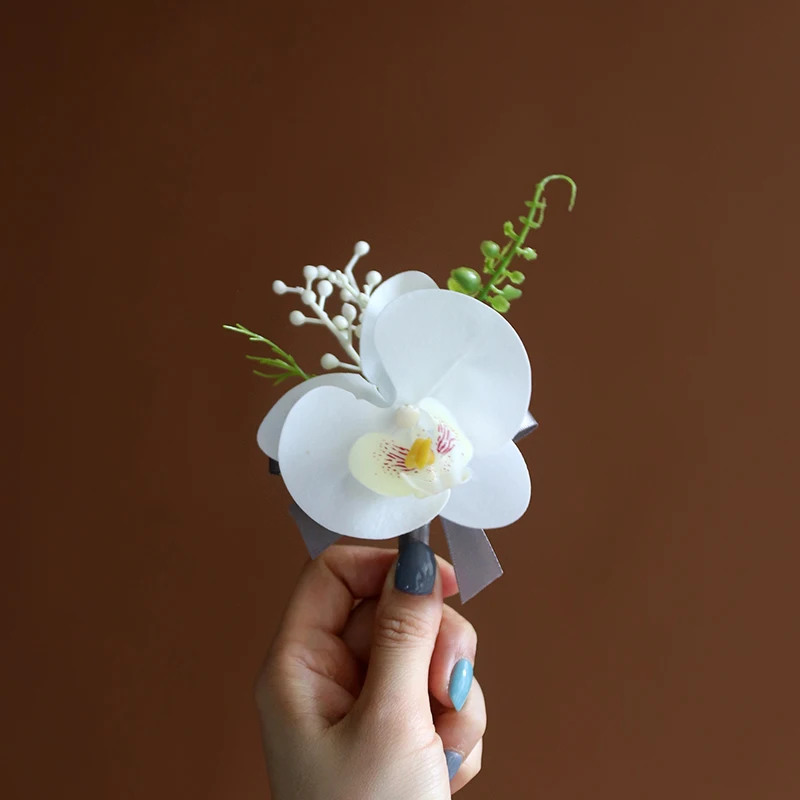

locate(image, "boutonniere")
(227, 175), (576, 600)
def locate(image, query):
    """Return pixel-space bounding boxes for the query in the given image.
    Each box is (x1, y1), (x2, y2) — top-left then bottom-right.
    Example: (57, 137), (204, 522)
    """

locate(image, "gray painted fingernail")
(268, 458), (281, 475)
(395, 536), (436, 595)
(445, 750), (463, 780)
(449, 658), (474, 711)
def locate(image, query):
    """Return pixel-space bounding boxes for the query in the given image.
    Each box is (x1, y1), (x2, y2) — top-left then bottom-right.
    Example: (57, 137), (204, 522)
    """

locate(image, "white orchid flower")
(257, 273), (532, 540)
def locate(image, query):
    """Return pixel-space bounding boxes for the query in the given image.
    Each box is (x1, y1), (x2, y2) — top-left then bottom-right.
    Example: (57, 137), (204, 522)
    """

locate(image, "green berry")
(480, 240), (501, 259)
(448, 267), (482, 295)
(508, 271), (525, 284)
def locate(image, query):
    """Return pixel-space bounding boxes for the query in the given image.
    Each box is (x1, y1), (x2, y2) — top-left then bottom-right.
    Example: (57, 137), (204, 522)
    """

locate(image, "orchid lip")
(348, 399), (474, 499)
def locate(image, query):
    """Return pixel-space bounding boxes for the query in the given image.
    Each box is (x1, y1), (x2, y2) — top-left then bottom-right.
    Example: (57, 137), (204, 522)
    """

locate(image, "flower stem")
(399, 522), (431, 548)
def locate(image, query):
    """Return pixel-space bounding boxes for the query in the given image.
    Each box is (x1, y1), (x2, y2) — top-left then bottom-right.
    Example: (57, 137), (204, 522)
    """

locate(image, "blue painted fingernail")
(448, 658), (474, 711)
(445, 750), (463, 780)
(395, 537), (436, 595)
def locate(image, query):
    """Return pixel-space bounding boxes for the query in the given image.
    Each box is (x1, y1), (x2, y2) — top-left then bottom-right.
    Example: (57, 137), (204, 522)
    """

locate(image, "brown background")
(4, 1), (799, 798)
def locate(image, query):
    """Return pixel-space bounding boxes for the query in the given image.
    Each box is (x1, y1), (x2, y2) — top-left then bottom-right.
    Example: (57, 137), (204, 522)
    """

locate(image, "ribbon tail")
(514, 410), (539, 443)
(441, 518), (504, 603)
(289, 503), (341, 559)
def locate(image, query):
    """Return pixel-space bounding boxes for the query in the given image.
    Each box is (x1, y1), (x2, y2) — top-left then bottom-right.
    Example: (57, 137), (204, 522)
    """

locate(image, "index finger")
(281, 545), (458, 638)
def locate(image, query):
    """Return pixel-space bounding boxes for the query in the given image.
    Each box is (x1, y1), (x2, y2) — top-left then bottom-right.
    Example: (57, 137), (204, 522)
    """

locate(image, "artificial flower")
(257, 276), (531, 539)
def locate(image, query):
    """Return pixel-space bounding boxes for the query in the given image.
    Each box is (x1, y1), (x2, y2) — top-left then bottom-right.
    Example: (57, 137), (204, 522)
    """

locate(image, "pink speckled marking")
(377, 439), (411, 474)
(436, 422), (455, 455)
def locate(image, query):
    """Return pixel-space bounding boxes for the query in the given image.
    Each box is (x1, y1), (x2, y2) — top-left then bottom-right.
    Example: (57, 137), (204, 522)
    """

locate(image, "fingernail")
(268, 458), (281, 475)
(395, 537), (436, 595)
(448, 658), (474, 711)
(445, 750), (463, 780)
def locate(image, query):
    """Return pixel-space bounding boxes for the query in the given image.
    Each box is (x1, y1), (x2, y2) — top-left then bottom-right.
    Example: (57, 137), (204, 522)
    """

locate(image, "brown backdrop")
(5, 1), (799, 798)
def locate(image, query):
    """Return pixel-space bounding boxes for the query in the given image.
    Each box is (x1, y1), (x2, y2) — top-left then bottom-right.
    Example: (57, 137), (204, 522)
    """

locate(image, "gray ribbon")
(514, 415), (538, 443)
(440, 519), (503, 602)
(277, 409), (536, 602)
(287, 504), (501, 603)
(289, 503), (342, 559)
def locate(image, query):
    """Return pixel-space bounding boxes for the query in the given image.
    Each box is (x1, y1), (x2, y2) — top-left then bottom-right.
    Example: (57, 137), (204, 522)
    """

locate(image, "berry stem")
(476, 174), (576, 302)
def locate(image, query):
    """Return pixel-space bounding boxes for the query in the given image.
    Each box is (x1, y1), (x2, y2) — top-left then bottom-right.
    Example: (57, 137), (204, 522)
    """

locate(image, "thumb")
(358, 535), (443, 717)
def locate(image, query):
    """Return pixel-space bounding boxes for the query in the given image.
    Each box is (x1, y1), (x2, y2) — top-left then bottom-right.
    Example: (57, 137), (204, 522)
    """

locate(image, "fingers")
(283, 547), (457, 642)
(435, 678), (486, 789)
(257, 546), (398, 726)
(258, 543), (460, 731)
(347, 601), (477, 711)
(340, 557), (459, 664)
(450, 738), (483, 794)
(281, 546), (399, 638)
(339, 597), (379, 662)
(357, 538), (444, 717)
(429, 604), (477, 711)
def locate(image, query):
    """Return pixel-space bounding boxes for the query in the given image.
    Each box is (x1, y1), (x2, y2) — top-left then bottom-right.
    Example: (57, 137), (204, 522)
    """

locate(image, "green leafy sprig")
(447, 174), (577, 313)
(223, 323), (313, 385)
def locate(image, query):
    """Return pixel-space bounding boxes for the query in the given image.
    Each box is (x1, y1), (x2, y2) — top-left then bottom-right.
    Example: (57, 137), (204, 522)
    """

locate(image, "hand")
(255, 541), (486, 799)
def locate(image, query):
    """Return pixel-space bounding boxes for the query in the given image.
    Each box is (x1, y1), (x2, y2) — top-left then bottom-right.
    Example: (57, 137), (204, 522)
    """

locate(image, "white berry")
(272, 280), (287, 295)
(303, 265), (318, 281)
(332, 315), (348, 330)
(317, 279), (333, 298)
(321, 353), (340, 370)
(289, 310), (305, 326)
(341, 303), (357, 322)
(354, 241), (370, 256)
(301, 289), (315, 305)
(365, 270), (382, 287)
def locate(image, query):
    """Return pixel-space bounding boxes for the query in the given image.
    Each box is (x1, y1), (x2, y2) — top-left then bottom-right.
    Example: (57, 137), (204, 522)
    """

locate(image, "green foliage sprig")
(223, 323), (313, 385)
(447, 174), (577, 313)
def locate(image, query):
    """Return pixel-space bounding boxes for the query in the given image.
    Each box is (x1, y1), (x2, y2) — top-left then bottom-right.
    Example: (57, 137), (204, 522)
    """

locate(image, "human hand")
(255, 540), (486, 799)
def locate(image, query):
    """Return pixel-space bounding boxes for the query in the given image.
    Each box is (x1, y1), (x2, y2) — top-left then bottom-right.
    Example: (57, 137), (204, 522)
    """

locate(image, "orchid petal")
(278, 386), (450, 539)
(440, 441), (530, 529)
(359, 271), (438, 403)
(374, 290), (531, 453)
(257, 373), (386, 459)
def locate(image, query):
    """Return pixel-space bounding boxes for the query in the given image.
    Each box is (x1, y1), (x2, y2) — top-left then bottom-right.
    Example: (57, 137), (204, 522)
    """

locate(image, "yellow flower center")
(405, 437), (435, 470)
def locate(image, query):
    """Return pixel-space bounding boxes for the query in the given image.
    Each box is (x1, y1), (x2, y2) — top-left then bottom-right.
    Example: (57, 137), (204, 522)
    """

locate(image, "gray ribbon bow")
(272, 413), (537, 603)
